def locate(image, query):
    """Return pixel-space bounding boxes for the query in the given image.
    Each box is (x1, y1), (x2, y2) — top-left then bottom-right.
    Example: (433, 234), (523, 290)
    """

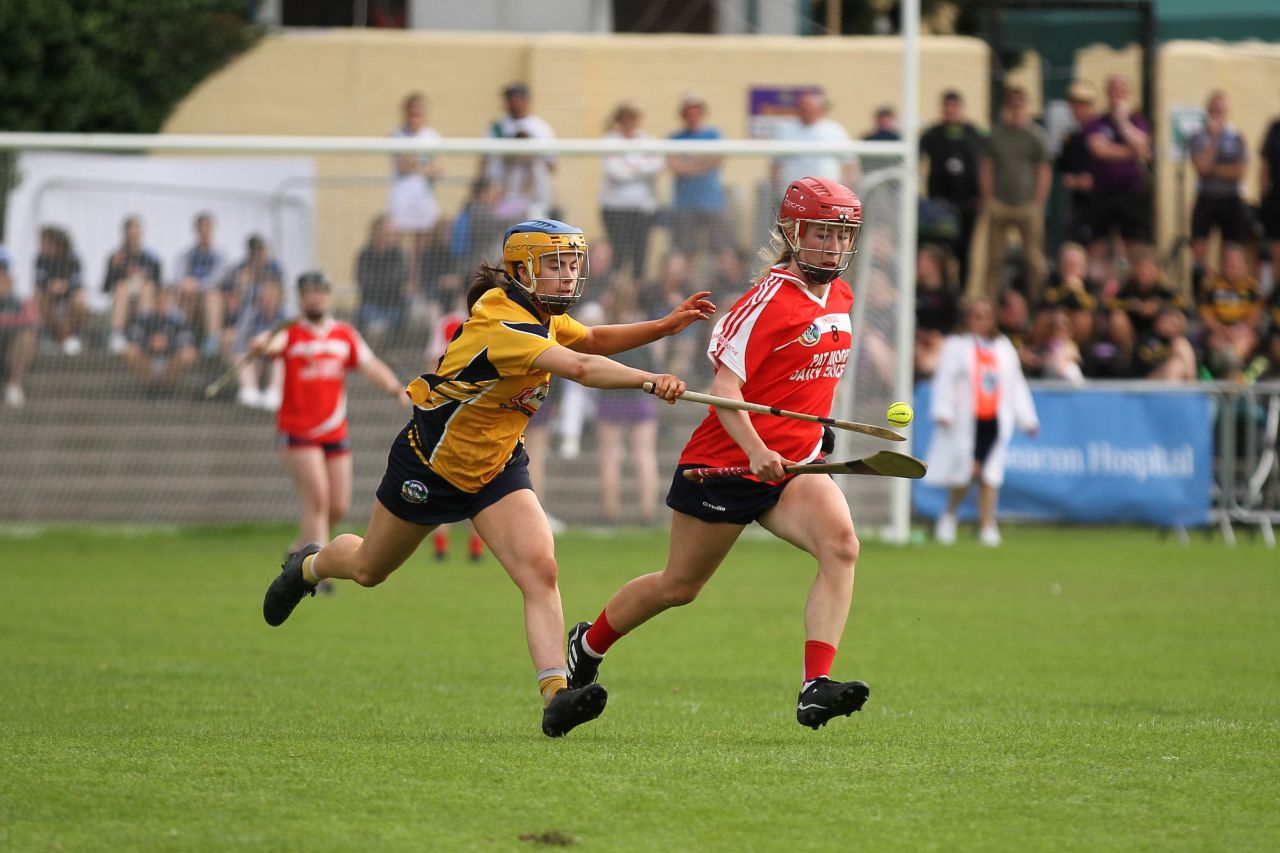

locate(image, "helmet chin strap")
(797, 262), (841, 285)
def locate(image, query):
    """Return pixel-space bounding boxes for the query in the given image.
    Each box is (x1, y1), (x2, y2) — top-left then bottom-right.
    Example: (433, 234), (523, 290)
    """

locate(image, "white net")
(0, 136), (911, 531)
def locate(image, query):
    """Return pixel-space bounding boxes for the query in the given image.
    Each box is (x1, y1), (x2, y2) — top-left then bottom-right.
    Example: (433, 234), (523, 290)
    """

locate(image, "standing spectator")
(771, 90), (860, 195)
(861, 104), (901, 174)
(1188, 90), (1249, 271)
(390, 92), (443, 287)
(925, 297), (1039, 547)
(667, 91), (731, 260)
(1198, 243), (1264, 379)
(1084, 76), (1152, 275)
(103, 216), (163, 356)
(122, 286), (197, 388)
(1259, 111), (1280, 286)
(212, 235), (284, 361)
(599, 101), (663, 279)
(920, 90), (985, 288)
(355, 214), (409, 349)
(171, 212), (226, 356)
(33, 226), (87, 356)
(484, 82), (557, 220)
(914, 243), (961, 378)
(593, 277), (661, 526)
(232, 277), (290, 410)
(979, 86), (1051, 301)
(0, 249), (38, 408)
(1056, 81), (1098, 247)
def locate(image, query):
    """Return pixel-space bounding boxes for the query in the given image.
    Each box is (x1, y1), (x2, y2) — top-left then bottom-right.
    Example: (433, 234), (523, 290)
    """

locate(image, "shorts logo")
(401, 480), (429, 504)
(799, 322), (822, 346)
(701, 501), (726, 512)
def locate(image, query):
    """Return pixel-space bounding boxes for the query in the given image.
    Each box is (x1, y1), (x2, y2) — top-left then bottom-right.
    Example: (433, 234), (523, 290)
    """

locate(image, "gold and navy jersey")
(404, 285), (587, 493)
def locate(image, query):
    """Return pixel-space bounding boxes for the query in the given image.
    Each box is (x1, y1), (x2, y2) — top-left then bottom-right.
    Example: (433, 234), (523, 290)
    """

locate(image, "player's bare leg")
(760, 475), (858, 647)
(760, 475), (869, 729)
(283, 446), (331, 547)
(324, 452), (353, 536)
(568, 513), (742, 689)
(977, 481), (1001, 546)
(472, 488), (607, 737)
(264, 500), (430, 626)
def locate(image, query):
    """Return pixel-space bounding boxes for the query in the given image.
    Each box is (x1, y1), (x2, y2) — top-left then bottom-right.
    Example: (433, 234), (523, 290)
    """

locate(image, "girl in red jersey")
(567, 177), (873, 730)
(253, 272), (406, 552)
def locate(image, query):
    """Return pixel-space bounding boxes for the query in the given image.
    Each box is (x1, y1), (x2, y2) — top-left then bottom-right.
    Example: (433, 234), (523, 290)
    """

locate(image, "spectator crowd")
(4, 77), (1280, 418)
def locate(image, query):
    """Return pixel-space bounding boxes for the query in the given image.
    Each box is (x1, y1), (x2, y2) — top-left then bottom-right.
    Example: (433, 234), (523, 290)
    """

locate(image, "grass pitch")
(2, 524), (1277, 851)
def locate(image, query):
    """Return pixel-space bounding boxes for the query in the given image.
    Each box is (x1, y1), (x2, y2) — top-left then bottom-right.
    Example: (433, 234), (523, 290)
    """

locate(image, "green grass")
(1, 524), (1278, 851)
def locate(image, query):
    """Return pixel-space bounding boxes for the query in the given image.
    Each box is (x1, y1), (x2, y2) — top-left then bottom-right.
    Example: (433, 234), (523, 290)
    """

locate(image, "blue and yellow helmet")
(502, 219), (589, 315)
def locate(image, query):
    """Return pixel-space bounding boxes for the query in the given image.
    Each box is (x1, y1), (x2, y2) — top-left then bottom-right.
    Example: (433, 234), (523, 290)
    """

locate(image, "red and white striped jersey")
(276, 319), (370, 442)
(681, 266), (854, 469)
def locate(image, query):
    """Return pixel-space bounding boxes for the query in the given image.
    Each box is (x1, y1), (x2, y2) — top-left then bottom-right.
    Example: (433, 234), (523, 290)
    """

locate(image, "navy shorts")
(375, 426), (533, 526)
(666, 463), (795, 525)
(278, 432), (351, 458)
(973, 418), (998, 464)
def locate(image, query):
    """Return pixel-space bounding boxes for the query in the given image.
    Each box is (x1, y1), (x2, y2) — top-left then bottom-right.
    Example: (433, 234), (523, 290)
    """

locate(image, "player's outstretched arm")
(358, 355), (410, 406)
(706, 366), (790, 481)
(571, 291), (715, 357)
(533, 345), (685, 400)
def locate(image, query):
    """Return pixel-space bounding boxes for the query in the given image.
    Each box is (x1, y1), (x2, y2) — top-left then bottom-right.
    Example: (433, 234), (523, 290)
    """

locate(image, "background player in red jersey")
(252, 272), (406, 553)
(567, 177), (873, 730)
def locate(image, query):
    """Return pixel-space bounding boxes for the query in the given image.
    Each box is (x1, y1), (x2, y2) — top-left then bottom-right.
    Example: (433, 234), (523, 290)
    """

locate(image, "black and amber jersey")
(404, 286), (587, 493)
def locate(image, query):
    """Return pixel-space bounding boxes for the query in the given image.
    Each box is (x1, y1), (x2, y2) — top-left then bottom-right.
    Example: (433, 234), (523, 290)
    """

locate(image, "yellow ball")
(886, 401), (914, 427)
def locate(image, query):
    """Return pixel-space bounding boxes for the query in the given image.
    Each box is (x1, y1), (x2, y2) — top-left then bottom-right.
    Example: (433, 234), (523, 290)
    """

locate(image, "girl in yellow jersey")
(263, 219), (715, 738)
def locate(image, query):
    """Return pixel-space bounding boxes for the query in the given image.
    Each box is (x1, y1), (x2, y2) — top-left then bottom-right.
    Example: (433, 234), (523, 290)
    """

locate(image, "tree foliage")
(0, 0), (259, 132)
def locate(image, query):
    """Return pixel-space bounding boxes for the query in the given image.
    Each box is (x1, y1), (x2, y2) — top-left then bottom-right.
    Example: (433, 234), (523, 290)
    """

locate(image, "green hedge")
(0, 0), (259, 133)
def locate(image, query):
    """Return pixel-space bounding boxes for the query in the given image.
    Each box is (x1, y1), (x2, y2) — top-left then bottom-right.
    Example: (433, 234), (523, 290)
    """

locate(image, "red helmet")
(777, 177), (862, 284)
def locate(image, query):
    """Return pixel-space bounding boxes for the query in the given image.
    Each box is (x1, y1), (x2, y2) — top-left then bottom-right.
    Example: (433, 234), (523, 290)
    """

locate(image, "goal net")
(0, 135), (913, 535)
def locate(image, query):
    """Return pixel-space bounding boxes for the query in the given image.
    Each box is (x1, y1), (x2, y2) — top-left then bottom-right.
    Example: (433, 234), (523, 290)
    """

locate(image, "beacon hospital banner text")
(911, 385), (1215, 527)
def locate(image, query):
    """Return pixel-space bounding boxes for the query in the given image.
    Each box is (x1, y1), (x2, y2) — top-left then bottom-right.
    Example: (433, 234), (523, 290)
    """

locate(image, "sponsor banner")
(912, 384), (1215, 526)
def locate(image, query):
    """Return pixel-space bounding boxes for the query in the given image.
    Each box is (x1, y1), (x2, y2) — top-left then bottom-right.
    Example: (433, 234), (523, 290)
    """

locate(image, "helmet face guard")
(779, 218), (861, 285)
(777, 177), (862, 285)
(502, 220), (589, 315)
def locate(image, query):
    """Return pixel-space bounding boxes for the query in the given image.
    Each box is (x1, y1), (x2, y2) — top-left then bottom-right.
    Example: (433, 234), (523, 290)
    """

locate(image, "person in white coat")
(925, 296), (1038, 546)
(599, 101), (664, 279)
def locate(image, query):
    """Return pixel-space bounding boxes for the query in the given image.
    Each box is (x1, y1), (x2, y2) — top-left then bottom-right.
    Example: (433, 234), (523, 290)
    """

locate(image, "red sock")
(583, 609), (624, 656)
(468, 532), (484, 560)
(804, 640), (837, 683)
(433, 529), (448, 558)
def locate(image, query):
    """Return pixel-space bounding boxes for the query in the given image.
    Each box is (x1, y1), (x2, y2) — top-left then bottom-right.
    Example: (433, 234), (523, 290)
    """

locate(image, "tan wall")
(164, 30), (991, 296)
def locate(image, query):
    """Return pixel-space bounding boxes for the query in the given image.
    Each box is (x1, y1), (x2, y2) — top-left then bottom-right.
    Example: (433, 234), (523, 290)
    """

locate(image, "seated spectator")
(122, 286), (197, 388)
(33, 226), (87, 356)
(212, 235), (283, 361)
(232, 278), (290, 410)
(1198, 243), (1264, 379)
(417, 217), (460, 328)
(1252, 285), (1280, 380)
(1130, 307), (1197, 381)
(171, 212), (226, 355)
(996, 287), (1041, 376)
(1108, 245), (1189, 367)
(915, 243), (960, 378)
(355, 214), (409, 349)
(1038, 309), (1085, 385)
(104, 216), (163, 355)
(1035, 242), (1098, 348)
(642, 252), (698, 378)
(0, 249), (38, 407)
(450, 177), (505, 275)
